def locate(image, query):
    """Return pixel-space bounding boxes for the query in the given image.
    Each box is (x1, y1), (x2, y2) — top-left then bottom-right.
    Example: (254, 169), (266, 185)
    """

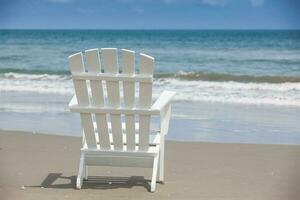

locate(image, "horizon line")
(1, 28), (300, 31)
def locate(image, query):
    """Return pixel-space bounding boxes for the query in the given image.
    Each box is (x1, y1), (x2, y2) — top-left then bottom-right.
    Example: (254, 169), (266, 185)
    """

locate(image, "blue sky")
(0, 0), (299, 29)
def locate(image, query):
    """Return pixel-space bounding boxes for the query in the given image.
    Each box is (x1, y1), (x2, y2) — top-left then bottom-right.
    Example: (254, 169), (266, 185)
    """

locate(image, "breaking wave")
(1, 71), (300, 106)
(156, 71), (300, 83)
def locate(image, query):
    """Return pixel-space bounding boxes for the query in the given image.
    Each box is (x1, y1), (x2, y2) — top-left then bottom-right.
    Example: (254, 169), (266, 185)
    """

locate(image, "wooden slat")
(122, 49), (135, 107)
(102, 48), (123, 150)
(85, 49), (104, 106)
(124, 115), (135, 150)
(138, 115), (151, 151)
(138, 53), (154, 151)
(103, 131), (161, 146)
(122, 49), (136, 151)
(72, 73), (152, 82)
(122, 49), (135, 74)
(102, 48), (120, 106)
(69, 53), (89, 105)
(94, 114), (110, 149)
(102, 48), (118, 73)
(85, 49), (110, 150)
(110, 114), (123, 150)
(139, 53), (154, 108)
(85, 156), (154, 168)
(69, 52), (97, 149)
(83, 145), (159, 157)
(69, 105), (159, 115)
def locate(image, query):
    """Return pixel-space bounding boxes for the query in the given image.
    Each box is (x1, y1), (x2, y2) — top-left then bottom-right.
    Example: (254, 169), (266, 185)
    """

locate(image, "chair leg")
(150, 155), (159, 192)
(158, 143), (165, 183)
(84, 165), (88, 180)
(76, 153), (85, 189)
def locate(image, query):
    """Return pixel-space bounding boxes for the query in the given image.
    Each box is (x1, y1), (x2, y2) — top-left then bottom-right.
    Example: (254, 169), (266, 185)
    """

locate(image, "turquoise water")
(0, 30), (300, 144)
(1, 30), (300, 77)
(1, 30), (300, 105)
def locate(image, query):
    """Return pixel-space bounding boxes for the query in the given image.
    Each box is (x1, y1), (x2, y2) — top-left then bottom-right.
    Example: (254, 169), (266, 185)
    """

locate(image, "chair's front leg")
(151, 154), (159, 192)
(158, 103), (171, 183)
(158, 139), (165, 183)
(76, 152), (85, 189)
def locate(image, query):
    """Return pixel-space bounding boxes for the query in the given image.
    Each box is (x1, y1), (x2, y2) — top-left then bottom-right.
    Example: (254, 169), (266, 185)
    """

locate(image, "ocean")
(0, 30), (300, 144)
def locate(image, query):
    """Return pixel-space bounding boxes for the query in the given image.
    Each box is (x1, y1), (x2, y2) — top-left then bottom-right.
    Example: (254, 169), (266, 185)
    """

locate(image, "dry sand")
(1, 130), (300, 200)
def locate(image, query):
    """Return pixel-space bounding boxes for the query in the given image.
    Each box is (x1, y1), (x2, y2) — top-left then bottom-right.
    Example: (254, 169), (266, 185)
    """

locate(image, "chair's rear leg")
(150, 154), (159, 192)
(76, 153), (85, 189)
(84, 165), (88, 180)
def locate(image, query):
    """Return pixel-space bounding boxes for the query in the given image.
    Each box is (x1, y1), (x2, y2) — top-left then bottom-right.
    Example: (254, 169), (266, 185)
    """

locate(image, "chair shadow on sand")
(28, 173), (150, 191)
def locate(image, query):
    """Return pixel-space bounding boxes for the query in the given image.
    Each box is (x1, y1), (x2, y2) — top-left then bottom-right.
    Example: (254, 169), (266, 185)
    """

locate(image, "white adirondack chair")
(68, 48), (175, 192)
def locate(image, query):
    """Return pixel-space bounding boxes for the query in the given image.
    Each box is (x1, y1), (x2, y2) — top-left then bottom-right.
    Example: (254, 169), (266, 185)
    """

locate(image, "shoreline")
(1, 100), (299, 145)
(1, 128), (300, 146)
(1, 130), (300, 199)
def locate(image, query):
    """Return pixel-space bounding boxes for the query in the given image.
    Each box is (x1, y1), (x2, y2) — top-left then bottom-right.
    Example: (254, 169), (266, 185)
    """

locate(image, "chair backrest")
(69, 48), (154, 152)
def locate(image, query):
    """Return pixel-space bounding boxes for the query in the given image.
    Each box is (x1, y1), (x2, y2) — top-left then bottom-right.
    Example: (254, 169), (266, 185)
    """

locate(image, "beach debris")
(20, 186), (26, 190)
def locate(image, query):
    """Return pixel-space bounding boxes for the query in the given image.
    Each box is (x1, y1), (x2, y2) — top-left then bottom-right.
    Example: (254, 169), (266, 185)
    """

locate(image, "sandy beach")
(1, 130), (299, 200)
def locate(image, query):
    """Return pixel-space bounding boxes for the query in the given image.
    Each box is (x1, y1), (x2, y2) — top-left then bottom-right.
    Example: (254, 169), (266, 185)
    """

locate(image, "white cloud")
(250, 0), (264, 7)
(201, 0), (227, 6)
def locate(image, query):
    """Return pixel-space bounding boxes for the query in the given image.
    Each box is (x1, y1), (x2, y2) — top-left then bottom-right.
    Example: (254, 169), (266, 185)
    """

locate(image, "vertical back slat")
(122, 49), (136, 151)
(86, 49), (104, 106)
(102, 48), (123, 150)
(138, 53), (154, 151)
(69, 52), (97, 149)
(85, 49), (110, 150)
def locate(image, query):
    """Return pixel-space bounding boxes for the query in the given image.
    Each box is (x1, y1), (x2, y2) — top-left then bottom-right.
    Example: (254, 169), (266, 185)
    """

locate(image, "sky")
(0, 0), (299, 29)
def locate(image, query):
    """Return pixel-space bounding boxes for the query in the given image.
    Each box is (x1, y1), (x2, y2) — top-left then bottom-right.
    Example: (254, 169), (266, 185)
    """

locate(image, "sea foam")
(1, 72), (300, 107)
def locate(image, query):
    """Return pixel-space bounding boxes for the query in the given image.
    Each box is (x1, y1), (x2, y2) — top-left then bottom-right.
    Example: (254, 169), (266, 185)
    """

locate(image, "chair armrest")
(151, 91), (176, 136)
(69, 95), (78, 108)
(151, 91), (176, 113)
